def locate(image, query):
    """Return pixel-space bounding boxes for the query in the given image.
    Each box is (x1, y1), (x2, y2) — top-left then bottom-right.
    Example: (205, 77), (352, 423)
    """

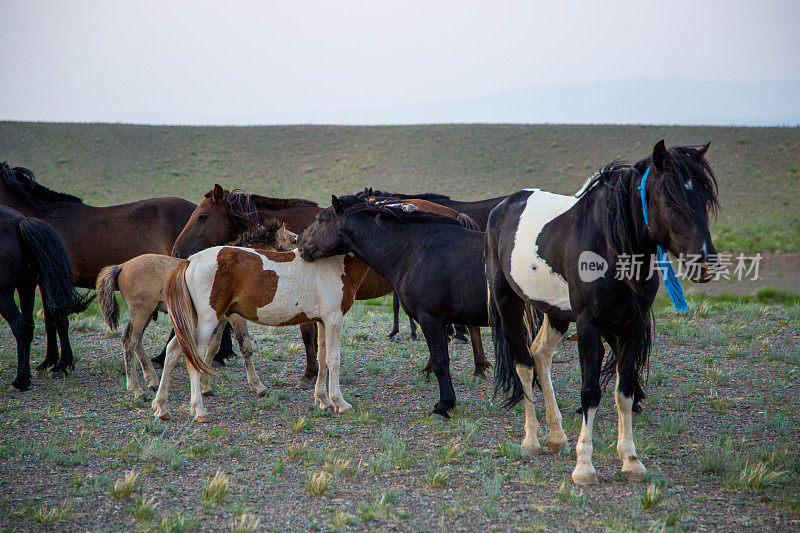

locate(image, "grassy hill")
(2, 122), (798, 251)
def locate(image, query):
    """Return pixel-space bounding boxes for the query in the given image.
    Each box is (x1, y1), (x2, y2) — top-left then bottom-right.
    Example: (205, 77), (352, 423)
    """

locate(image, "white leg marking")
(189, 321), (217, 422)
(615, 374), (646, 481)
(531, 316), (568, 452)
(324, 317), (351, 413)
(572, 406), (599, 485)
(152, 336), (181, 419)
(515, 363), (542, 456)
(314, 323), (333, 410)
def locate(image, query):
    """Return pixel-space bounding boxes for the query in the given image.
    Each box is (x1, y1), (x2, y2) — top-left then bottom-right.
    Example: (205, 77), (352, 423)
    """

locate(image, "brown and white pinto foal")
(154, 245), (369, 422)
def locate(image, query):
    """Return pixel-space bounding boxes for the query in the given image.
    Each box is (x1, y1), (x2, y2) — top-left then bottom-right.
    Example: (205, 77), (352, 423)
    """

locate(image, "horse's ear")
(331, 195), (342, 213)
(696, 142), (711, 160)
(212, 184), (224, 204)
(368, 187), (374, 196)
(652, 140), (668, 172)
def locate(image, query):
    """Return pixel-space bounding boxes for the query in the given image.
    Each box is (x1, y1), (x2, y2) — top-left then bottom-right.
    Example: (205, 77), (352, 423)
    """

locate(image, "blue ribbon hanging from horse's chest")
(638, 167), (688, 312)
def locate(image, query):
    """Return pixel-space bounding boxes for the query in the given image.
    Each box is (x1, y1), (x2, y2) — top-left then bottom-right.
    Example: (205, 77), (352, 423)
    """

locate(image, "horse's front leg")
(467, 325), (491, 377)
(37, 300), (59, 371)
(572, 315), (604, 485)
(614, 329), (647, 481)
(313, 322), (334, 410)
(323, 316), (351, 413)
(297, 323), (318, 389)
(419, 314), (455, 418)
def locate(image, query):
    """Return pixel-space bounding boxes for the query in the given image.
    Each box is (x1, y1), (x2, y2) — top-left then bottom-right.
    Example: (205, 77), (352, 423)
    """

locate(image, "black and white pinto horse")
(486, 141), (719, 485)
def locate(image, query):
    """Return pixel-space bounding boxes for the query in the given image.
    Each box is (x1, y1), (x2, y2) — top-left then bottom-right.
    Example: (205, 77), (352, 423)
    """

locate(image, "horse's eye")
(198, 214), (208, 222)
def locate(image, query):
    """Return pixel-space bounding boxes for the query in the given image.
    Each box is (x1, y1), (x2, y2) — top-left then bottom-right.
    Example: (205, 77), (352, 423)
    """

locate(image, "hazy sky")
(2, 0), (799, 124)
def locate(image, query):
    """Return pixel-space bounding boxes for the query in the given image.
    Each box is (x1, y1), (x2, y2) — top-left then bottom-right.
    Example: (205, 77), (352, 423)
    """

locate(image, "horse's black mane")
(576, 144), (719, 260)
(0, 162), (83, 206)
(228, 218), (290, 248)
(206, 189), (317, 231)
(360, 188), (451, 202)
(337, 195), (463, 227)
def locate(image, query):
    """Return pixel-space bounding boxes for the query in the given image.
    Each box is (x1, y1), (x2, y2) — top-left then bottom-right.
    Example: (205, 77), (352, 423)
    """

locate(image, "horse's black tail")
(17, 217), (92, 315)
(523, 304), (544, 348)
(456, 213), (480, 231)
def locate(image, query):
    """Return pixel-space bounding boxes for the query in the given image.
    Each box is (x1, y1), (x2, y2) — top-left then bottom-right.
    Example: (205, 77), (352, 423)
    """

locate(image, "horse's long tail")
(488, 290), (524, 408)
(17, 217), (92, 315)
(96, 265), (122, 331)
(165, 260), (213, 375)
(456, 212), (480, 231)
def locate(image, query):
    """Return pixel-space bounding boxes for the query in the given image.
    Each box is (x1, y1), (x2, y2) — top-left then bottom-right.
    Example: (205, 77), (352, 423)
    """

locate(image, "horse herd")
(0, 140), (720, 485)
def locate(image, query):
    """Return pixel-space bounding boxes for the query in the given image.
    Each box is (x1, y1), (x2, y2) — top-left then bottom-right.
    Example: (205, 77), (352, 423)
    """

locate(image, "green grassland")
(2, 122), (799, 251)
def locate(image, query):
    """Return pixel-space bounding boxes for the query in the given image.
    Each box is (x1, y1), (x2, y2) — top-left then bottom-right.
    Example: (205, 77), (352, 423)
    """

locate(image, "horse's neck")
(344, 223), (417, 285)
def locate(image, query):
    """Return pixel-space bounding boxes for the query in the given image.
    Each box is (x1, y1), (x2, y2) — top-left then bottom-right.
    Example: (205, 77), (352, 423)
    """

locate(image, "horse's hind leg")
(0, 287), (34, 391)
(409, 317), (418, 341)
(453, 324), (469, 344)
(152, 336), (181, 419)
(389, 293), (401, 340)
(467, 325), (491, 377)
(297, 323), (318, 389)
(124, 309), (153, 396)
(231, 316), (267, 397)
(189, 318), (220, 422)
(37, 298), (59, 371)
(531, 315), (568, 452)
(49, 310), (76, 375)
(201, 319), (228, 395)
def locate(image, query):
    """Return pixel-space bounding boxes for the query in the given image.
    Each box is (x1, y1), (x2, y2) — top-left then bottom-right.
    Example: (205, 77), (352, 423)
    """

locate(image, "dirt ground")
(0, 302), (798, 532)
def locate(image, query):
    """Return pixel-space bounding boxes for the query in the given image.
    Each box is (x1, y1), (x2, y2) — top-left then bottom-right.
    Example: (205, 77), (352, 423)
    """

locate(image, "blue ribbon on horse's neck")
(638, 167), (689, 312)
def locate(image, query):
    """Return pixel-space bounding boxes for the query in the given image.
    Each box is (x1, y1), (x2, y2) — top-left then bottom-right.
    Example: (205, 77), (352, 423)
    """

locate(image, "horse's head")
(275, 222), (298, 250)
(297, 195), (358, 261)
(643, 140), (720, 282)
(172, 184), (252, 258)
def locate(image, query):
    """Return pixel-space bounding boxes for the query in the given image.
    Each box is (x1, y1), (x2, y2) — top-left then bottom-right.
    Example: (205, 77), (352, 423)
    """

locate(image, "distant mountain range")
(252, 78), (800, 127)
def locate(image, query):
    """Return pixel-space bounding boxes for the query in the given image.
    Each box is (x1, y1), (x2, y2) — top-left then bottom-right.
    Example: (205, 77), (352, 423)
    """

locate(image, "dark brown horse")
(0, 163), (197, 370)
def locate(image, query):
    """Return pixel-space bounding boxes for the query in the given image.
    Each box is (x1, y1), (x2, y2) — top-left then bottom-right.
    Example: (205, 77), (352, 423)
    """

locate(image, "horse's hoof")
(472, 368), (491, 379)
(11, 380), (30, 392)
(521, 443), (542, 456)
(296, 377), (315, 390)
(548, 436), (569, 453)
(572, 468), (599, 485)
(622, 460), (646, 482)
(453, 337), (469, 345)
(202, 390), (216, 397)
(255, 387), (268, 397)
(337, 403), (353, 414)
(387, 332), (398, 340)
(211, 359), (225, 369)
(150, 360), (164, 370)
(432, 404), (451, 419)
(156, 411), (170, 421)
(194, 412), (210, 423)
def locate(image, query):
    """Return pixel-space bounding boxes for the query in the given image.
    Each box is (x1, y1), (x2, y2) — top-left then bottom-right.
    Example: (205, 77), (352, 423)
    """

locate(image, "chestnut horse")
(155, 246), (370, 422)
(0, 163), (196, 371)
(96, 221), (297, 398)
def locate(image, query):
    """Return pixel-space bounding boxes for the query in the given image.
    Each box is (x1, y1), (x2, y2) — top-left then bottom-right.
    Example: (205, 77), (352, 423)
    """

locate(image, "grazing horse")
(0, 163), (197, 371)
(96, 221), (297, 398)
(0, 206), (91, 390)
(485, 141), (719, 485)
(297, 195), (490, 418)
(154, 245), (370, 422)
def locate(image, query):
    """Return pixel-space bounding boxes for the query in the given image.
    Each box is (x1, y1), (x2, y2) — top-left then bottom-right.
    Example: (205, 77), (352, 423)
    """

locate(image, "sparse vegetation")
(203, 470), (230, 504)
(111, 470), (139, 499)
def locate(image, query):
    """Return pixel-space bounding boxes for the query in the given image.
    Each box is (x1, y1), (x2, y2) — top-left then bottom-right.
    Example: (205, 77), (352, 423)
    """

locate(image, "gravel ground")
(0, 302), (798, 532)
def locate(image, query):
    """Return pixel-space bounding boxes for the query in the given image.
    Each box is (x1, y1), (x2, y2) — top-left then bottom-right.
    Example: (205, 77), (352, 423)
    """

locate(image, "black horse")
(298, 195), (490, 418)
(485, 141), (719, 485)
(0, 206), (92, 390)
(359, 189), (506, 342)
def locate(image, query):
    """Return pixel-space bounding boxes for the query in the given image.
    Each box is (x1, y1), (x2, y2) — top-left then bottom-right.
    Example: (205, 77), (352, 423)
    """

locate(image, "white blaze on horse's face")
(509, 189), (579, 311)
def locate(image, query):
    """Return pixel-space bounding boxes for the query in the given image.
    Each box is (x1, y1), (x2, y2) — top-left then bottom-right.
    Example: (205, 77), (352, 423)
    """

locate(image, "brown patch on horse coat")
(258, 249), (295, 263)
(276, 312), (321, 326)
(341, 254), (370, 314)
(209, 248), (279, 321)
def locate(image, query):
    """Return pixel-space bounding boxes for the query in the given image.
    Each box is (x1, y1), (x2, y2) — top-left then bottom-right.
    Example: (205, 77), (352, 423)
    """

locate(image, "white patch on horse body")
(509, 190), (579, 311)
(685, 179), (693, 190)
